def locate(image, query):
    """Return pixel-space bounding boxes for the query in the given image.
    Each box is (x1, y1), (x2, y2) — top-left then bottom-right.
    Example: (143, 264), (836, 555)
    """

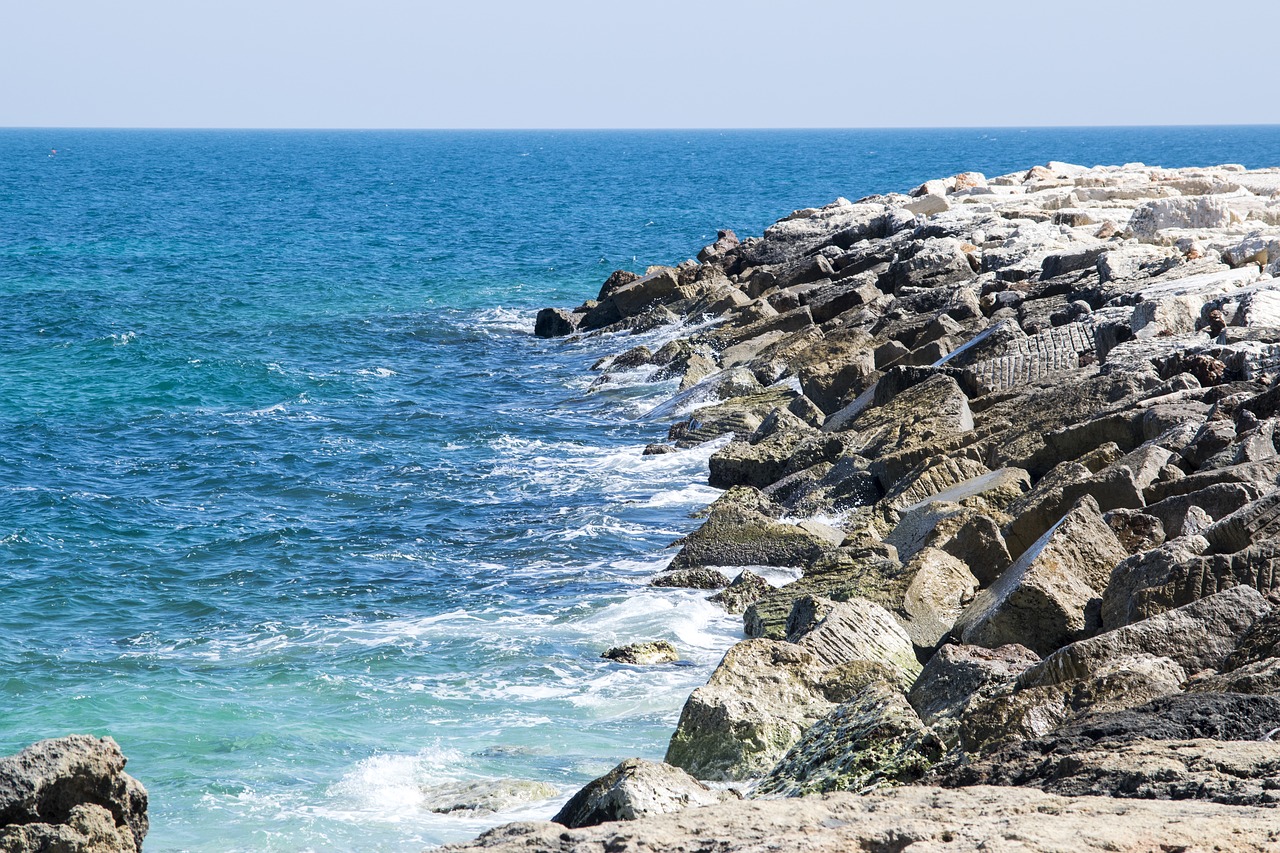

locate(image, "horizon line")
(3, 123), (1280, 133)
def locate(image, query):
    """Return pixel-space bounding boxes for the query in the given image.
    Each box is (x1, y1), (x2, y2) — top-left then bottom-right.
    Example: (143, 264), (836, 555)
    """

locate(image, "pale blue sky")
(3, 0), (1276, 128)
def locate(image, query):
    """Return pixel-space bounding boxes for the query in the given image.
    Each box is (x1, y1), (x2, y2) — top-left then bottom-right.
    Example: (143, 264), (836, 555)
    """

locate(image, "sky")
(2, 0), (1276, 129)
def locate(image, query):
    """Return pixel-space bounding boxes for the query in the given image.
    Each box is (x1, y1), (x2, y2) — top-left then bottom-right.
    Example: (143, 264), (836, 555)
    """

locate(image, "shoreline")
(489, 160), (1280, 848)
(9, 158), (1280, 851)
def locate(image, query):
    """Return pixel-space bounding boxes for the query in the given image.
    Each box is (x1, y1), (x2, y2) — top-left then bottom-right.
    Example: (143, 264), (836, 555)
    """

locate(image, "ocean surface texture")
(2, 127), (1276, 851)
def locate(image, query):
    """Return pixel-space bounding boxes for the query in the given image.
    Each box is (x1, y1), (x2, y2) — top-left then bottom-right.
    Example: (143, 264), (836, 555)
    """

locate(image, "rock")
(899, 548), (979, 649)
(602, 641), (679, 665)
(664, 639), (833, 780)
(650, 568), (730, 589)
(1021, 584), (1273, 689)
(943, 693), (1280, 805)
(908, 643), (1040, 749)
(444, 785), (1280, 853)
(551, 759), (726, 828)
(0, 736), (147, 853)
(822, 375), (974, 469)
(596, 269), (640, 301)
(954, 495), (1127, 655)
(1225, 608), (1280, 670)
(707, 570), (771, 615)
(533, 307), (577, 338)
(755, 681), (942, 796)
(697, 230), (740, 264)
(1129, 195), (1238, 241)
(666, 487), (836, 573)
(793, 598), (922, 686)
(425, 778), (560, 816)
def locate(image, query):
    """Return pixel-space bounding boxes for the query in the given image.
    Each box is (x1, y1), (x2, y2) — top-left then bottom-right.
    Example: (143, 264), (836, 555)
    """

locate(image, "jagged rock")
(1022, 584), (1272, 689)
(533, 307), (577, 338)
(581, 268), (681, 329)
(445, 785), (1280, 853)
(596, 269), (641, 301)
(792, 598), (921, 686)
(794, 332), (876, 415)
(1129, 195), (1238, 240)
(602, 641), (679, 665)
(908, 643), (1039, 749)
(664, 639), (834, 780)
(0, 736), (147, 853)
(707, 569), (771, 614)
(954, 495), (1127, 655)
(666, 487), (836, 573)
(1225, 608), (1280, 670)
(551, 759), (726, 828)
(822, 375), (974, 474)
(959, 651), (1189, 754)
(697, 229), (740, 264)
(755, 681), (942, 796)
(899, 548), (979, 649)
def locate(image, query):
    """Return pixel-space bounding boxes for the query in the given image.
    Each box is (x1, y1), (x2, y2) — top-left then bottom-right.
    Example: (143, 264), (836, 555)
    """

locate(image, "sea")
(2, 126), (1277, 851)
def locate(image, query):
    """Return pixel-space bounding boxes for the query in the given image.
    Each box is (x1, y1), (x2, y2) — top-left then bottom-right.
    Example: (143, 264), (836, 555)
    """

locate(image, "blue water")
(2, 126), (1277, 851)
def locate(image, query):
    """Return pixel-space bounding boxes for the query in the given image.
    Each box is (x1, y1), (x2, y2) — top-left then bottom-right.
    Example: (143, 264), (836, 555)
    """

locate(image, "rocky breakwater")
(461, 162), (1280, 852)
(0, 736), (148, 853)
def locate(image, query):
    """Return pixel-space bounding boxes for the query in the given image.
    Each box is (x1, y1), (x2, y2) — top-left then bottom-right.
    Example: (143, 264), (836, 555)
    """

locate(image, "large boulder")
(0, 736), (147, 853)
(755, 681), (942, 796)
(954, 496), (1128, 655)
(666, 487), (836, 573)
(551, 759), (727, 828)
(908, 643), (1040, 749)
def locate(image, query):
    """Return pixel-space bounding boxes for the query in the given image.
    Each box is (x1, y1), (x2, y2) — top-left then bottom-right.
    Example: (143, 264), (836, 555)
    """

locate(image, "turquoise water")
(2, 127), (1278, 851)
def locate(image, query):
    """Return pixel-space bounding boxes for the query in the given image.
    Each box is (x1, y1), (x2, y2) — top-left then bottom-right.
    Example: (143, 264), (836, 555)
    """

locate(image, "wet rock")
(602, 641), (679, 665)
(755, 681), (942, 796)
(664, 639), (833, 780)
(666, 487), (836, 573)
(533, 307), (577, 338)
(0, 736), (148, 853)
(651, 568), (730, 590)
(551, 759), (726, 828)
(742, 548), (905, 640)
(955, 495), (1127, 655)
(426, 778), (560, 816)
(707, 569), (771, 615)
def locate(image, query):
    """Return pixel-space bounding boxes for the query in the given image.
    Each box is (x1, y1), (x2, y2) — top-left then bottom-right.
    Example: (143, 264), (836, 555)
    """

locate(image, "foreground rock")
(551, 759), (728, 829)
(0, 736), (147, 853)
(522, 162), (1280, 847)
(446, 784), (1280, 853)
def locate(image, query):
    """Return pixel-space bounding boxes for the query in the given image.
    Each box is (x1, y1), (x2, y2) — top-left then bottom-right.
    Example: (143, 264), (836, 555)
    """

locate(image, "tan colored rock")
(955, 495), (1127, 655)
(551, 759), (728, 828)
(446, 785), (1280, 853)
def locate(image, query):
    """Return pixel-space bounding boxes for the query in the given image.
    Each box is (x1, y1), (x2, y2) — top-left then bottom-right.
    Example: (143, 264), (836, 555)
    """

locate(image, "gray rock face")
(446, 785), (1280, 853)
(533, 307), (577, 338)
(666, 487), (836, 573)
(0, 736), (147, 853)
(551, 759), (727, 829)
(908, 643), (1039, 748)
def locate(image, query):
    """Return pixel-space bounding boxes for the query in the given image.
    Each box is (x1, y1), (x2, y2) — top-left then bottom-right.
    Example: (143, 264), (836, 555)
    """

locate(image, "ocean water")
(2, 126), (1278, 851)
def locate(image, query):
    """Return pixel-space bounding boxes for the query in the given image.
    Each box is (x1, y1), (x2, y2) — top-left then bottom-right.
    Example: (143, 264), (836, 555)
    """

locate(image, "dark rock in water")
(602, 641), (679, 665)
(0, 735), (148, 853)
(651, 568), (730, 590)
(756, 681), (943, 796)
(610, 345), (653, 370)
(552, 758), (729, 829)
(707, 569), (770, 614)
(533, 307), (577, 338)
(642, 443), (677, 456)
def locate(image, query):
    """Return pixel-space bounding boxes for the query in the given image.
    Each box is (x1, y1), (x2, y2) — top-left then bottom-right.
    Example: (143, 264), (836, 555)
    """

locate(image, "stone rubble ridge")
(509, 161), (1280, 852)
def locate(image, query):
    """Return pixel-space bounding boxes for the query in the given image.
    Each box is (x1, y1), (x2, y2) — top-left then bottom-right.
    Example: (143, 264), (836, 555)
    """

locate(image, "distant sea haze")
(1, 127), (1275, 851)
